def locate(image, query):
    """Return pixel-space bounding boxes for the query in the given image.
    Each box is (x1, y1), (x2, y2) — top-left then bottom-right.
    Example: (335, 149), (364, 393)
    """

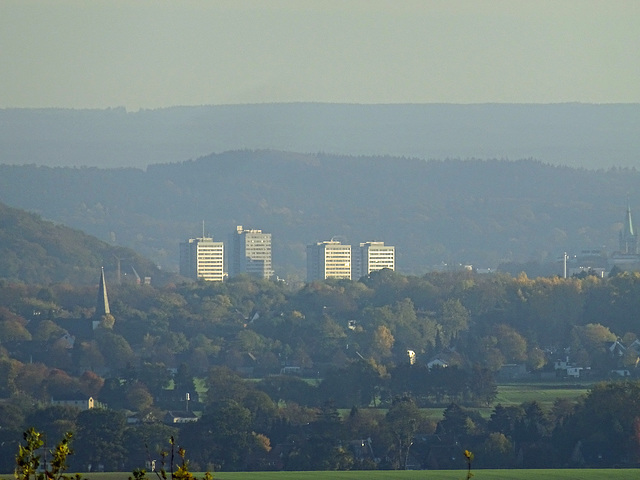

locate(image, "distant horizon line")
(2, 101), (639, 113)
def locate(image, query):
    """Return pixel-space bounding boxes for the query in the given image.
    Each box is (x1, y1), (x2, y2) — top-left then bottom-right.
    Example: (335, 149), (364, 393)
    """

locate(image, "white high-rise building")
(353, 242), (395, 279)
(307, 241), (352, 281)
(179, 236), (224, 282)
(229, 226), (273, 279)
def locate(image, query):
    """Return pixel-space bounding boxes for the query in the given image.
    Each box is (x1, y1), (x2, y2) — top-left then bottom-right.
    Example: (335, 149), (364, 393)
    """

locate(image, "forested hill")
(0, 202), (172, 285)
(0, 152), (638, 277)
(1, 103), (639, 169)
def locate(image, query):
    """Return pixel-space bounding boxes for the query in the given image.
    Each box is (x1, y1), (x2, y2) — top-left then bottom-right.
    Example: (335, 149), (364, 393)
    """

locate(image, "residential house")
(51, 394), (94, 410)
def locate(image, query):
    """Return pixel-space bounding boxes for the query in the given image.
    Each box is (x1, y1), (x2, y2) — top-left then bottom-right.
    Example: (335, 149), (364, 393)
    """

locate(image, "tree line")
(6, 376), (640, 471)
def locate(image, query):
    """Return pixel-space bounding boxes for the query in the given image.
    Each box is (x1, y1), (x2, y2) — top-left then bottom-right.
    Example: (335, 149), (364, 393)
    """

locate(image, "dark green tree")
(174, 362), (197, 398)
(556, 381), (640, 466)
(468, 364), (498, 405)
(72, 409), (126, 471)
(122, 423), (179, 471)
(181, 399), (254, 471)
(385, 396), (423, 469)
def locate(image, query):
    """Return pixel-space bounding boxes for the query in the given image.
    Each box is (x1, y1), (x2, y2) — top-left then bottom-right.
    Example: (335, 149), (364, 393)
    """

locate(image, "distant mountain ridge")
(0, 151), (638, 278)
(1, 103), (639, 169)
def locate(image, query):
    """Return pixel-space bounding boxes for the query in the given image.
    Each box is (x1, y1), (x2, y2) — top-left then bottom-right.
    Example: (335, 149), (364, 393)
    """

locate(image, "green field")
(411, 382), (591, 420)
(212, 470), (638, 480)
(3, 469), (638, 480)
(494, 383), (590, 406)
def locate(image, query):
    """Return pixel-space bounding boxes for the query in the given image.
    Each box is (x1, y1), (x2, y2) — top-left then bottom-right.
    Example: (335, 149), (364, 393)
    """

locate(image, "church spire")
(620, 199), (638, 254)
(96, 267), (110, 317)
(625, 201), (634, 237)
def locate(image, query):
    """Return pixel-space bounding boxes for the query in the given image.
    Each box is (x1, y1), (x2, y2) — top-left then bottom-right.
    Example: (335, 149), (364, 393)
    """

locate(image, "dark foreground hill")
(1, 103), (639, 169)
(0, 202), (174, 285)
(0, 152), (638, 277)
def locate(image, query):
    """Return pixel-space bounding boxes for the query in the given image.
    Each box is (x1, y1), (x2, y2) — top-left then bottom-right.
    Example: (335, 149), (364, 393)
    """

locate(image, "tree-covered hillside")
(3, 270), (640, 471)
(0, 153), (638, 278)
(2, 269), (640, 397)
(0, 202), (174, 285)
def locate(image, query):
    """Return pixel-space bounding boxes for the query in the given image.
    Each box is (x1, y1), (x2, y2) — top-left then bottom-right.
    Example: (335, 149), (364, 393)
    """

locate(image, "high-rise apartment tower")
(307, 241), (352, 281)
(353, 241), (395, 279)
(180, 236), (224, 282)
(229, 226), (273, 278)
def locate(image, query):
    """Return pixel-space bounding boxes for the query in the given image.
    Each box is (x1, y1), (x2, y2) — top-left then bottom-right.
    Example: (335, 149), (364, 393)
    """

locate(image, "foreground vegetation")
(1, 380), (638, 473)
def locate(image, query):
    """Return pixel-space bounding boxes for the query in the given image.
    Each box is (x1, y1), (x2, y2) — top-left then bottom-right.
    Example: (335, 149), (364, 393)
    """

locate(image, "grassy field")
(411, 382), (592, 421)
(3, 469), (638, 480)
(209, 470), (639, 480)
(494, 383), (590, 406)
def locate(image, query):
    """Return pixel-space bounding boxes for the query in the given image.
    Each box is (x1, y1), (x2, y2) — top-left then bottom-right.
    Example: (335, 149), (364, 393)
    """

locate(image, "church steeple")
(625, 202), (634, 237)
(619, 200), (638, 254)
(96, 267), (110, 317)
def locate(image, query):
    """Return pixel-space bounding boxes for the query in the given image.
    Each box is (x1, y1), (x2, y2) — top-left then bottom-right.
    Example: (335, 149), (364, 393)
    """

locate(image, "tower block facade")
(307, 241), (352, 281)
(180, 237), (225, 282)
(229, 226), (273, 279)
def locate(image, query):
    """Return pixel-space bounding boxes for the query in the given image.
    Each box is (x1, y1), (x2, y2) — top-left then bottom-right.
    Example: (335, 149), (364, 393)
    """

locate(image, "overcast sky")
(1, 0), (638, 110)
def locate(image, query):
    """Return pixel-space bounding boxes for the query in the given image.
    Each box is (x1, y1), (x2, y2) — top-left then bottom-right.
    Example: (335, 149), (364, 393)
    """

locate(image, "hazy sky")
(1, 0), (638, 109)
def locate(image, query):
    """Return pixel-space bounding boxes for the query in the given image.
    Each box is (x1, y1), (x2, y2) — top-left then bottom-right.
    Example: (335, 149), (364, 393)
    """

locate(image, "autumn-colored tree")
(125, 381), (154, 412)
(372, 325), (394, 360)
(0, 307), (32, 342)
(493, 324), (528, 363)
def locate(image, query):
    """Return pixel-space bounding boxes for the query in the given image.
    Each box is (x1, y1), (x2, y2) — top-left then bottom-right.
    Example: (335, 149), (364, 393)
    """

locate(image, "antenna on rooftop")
(113, 254), (122, 284)
(202, 220), (205, 238)
(112, 254), (129, 285)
